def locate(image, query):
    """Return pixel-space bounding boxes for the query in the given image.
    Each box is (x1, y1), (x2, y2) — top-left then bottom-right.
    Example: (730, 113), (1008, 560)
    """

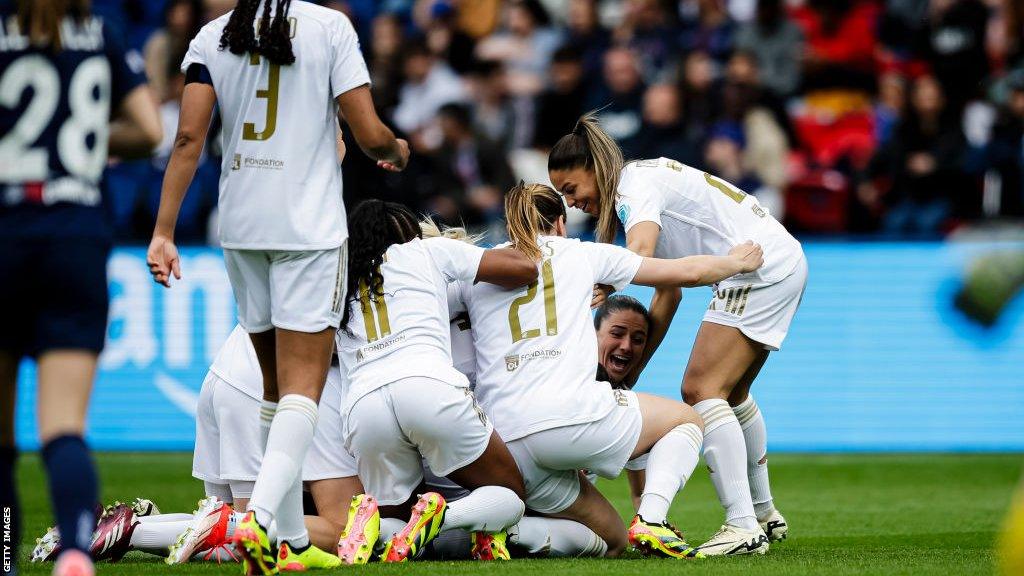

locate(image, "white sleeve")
(329, 14), (371, 99)
(616, 168), (666, 233)
(425, 238), (486, 284)
(180, 24), (213, 71)
(583, 242), (644, 292)
(446, 282), (467, 318)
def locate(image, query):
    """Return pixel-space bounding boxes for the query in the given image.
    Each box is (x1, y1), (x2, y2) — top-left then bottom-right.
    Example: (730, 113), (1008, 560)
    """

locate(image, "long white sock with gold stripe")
(637, 422), (703, 524)
(694, 399), (758, 531)
(733, 395), (775, 519)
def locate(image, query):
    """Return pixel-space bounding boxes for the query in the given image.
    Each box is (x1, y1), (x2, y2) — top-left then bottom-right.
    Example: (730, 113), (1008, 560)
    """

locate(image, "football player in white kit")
(454, 183), (764, 559)
(548, 113), (808, 555)
(333, 200), (536, 563)
(146, 1), (408, 573)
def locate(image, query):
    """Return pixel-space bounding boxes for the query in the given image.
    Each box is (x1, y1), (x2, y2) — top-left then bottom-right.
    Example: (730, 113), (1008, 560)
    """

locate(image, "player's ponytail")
(419, 217), (483, 245)
(341, 200), (421, 333)
(220, 0), (295, 65)
(17, 0), (90, 51)
(505, 182), (566, 262)
(548, 111), (625, 244)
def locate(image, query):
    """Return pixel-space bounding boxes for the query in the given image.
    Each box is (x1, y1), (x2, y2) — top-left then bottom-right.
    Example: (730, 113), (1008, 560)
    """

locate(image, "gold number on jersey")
(508, 259), (558, 343)
(358, 279), (391, 342)
(243, 54), (281, 142)
(703, 172), (747, 204)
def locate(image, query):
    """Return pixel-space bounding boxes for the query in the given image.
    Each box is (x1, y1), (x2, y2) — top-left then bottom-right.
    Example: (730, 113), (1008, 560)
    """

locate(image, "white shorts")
(193, 373), (262, 484)
(345, 377), (493, 506)
(305, 370), (358, 481)
(704, 254), (808, 351)
(506, 389), (642, 514)
(223, 243), (347, 333)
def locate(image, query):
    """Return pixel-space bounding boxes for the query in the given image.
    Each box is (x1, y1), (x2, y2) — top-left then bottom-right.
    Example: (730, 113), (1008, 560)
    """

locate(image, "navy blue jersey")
(0, 8), (145, 239)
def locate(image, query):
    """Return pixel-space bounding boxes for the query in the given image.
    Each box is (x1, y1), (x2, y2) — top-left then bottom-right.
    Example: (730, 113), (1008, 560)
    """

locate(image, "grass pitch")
(13, 452), (1020, 575)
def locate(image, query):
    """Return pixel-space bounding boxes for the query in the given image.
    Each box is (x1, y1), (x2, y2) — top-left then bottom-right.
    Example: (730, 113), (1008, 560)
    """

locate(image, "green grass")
(13, 453), (1021, 575)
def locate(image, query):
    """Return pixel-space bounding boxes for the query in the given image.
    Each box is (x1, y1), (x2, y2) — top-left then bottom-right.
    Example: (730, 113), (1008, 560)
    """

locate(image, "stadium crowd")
(97, 0), (1024, 241)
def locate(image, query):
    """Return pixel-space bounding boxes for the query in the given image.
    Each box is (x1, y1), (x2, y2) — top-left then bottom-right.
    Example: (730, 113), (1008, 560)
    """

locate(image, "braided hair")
(219, 0), (295, 65)
(340, 200), (422, 333)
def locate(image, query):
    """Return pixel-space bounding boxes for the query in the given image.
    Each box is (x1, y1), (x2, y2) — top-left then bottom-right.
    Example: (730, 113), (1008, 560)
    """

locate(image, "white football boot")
(758, 509), (788, 542)
(165, 497), (234, 564)
(695, 524), (770, 556)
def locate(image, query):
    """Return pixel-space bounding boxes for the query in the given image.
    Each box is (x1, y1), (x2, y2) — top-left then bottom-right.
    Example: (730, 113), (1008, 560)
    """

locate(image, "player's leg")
(539, 472), (624, 557)
(307, 476), (362, 550)
(682, 321), (764, 545)
(728, 353), (787, 540)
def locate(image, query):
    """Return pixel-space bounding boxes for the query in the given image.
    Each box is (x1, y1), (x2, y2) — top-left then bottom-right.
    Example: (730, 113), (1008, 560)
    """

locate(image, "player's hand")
(147, 235), (182, 288)
(729, 241), (764, 273)
(376, 138), (410, 172)
(591, 284), (614, 309)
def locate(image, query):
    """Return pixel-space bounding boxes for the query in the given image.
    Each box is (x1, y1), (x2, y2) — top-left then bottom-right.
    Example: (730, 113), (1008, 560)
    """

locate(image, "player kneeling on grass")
(333, 200), (536, 564)
(451, 183), (763, 560)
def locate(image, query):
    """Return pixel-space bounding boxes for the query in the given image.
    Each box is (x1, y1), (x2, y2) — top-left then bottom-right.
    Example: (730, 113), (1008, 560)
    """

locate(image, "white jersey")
(616, 158), (803, 283)
(447, 283), (476, 387)
(457, 236), (643, 441)
(182, 2), (370, 250)
(335, 237), (485, 414)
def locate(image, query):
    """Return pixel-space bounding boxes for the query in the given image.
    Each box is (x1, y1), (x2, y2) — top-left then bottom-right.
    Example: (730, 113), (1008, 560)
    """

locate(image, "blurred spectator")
(431, 103), (515, 237)
(625, 84), (702, 166)
(677, 0), (737, 67)
(875, 71), (909, 146)
(565, 0), (612, 78)
(987, 71), (1024, 216)
(421, 1), (479, 74)
(144, 0), (204, 102)
(679, 50), (721, 149)
(476, 0), (563, 97)
(734, 0), (804, 98)
(615, 0), (678, 81)
(865, 76), (970, 235)
(368, 14), (406, 119)
(588, 46), (647, 145)
(791, 0), (879, 93)
(468, 60), (519, 150)
(533, 46), (588, 150)
(915, 0), (990, 114)
(704, 122), (764, 193)
(392, 39), (468, 150)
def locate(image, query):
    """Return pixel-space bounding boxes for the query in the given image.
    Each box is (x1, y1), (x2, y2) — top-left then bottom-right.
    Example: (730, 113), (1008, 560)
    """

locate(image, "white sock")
(259, 399), (277, 451)
(275, 476), (309, 548)
(509, 517), (607, 557)
(249, 394), (317, 541)
(734, 395), (775, 519)
(138, 513), (193, 523)
(379, 517), (406, 543)
(636, 422), (702, 524)
(694, 399), (758, 531)
(441, 486), (525, 532)
(130, 518), (191, 555)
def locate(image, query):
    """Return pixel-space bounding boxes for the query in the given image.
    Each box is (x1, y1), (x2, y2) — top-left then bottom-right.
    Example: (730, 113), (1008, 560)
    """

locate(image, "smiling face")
(549, 166), (600, 216)
(596, 309), (649, 385)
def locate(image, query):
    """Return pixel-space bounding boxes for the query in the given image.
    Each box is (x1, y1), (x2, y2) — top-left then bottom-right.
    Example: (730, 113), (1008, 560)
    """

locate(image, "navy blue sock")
(2, 445), (19, 573)
(41, 435), (97, 553)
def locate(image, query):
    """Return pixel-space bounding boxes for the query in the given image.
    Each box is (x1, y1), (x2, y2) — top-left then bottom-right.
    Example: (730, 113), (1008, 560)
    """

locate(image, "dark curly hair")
(340, 200), (422, 333)
(219, 0), (295, 65)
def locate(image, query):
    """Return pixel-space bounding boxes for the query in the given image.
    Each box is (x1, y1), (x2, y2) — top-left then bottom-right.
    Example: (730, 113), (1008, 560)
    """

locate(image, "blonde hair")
(548, 111), (625, 243)
(18, 0), (91, 51)
(504, 181), (566, 261)
(418, 216), (482, 245)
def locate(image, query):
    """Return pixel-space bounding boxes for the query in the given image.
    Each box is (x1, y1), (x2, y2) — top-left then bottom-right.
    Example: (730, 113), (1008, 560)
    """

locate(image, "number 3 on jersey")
(359, 280), (391, 342)
(243, 54), (280, 141)
(508, 260), (557, 343)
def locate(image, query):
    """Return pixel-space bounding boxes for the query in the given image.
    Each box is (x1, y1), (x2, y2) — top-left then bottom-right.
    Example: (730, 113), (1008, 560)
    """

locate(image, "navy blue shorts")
(0, 237), (111, 357)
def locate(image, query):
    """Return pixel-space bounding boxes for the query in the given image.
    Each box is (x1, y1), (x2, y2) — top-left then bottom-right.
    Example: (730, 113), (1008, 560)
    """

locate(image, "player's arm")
(148, 75), (216, 287)
(336, 86), (409, 171)
(109, 84), (163, 159)
(475, 247), (537, 289)
(631, 242), (763, 288)
(625, 220), (680, 387)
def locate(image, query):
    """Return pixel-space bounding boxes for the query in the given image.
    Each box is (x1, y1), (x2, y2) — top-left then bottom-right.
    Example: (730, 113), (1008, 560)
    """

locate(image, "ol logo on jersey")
(617, 204), (630, 224)
(505, 355), (520, 372)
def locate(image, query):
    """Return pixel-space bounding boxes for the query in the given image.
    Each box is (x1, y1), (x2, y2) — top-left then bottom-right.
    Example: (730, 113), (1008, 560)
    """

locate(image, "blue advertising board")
(13, 242), (1024, 451)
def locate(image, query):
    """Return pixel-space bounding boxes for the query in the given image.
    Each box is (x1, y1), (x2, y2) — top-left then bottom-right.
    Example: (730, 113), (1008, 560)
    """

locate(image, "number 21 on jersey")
(508, 259), (557, 343)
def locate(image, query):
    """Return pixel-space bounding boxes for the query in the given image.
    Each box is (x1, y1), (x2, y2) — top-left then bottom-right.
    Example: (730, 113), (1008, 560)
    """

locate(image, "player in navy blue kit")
(0, 1), (161, 574)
